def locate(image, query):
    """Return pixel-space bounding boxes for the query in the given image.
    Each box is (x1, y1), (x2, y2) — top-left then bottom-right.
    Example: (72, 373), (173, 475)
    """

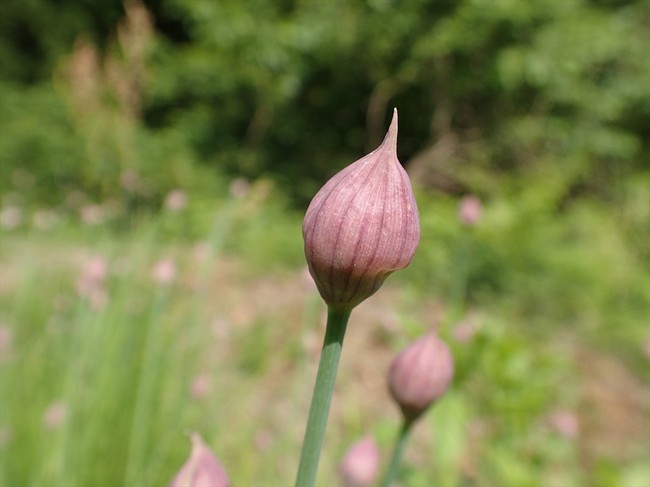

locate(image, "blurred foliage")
(1, 0), (649, 207)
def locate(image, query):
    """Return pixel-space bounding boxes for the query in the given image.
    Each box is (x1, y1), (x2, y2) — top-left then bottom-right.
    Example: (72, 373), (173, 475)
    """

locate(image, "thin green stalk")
(380, 420), (413, 487)
(295, 307), (352, 487)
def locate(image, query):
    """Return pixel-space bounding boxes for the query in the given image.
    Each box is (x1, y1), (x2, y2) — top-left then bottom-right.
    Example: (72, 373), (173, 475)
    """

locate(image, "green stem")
(295, 307), (352, 487)
(380, 420), (413, 487)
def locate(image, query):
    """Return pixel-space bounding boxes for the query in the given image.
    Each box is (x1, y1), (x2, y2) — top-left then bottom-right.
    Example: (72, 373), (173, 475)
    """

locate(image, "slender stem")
(380, 420), (413, 487)
(295, 307), (352, 487)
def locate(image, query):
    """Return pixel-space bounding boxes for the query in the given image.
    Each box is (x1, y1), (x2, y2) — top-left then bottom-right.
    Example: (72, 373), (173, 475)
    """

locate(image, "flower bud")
(303, 109), (420, 310)
(388, 332), (454, 424)
(458, 194), (482, 226)
(169, 433), (231, 487)
(338, 436), (381, 487)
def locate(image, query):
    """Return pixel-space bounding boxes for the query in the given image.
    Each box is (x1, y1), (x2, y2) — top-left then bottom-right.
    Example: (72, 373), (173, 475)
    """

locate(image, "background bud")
(169, 433), (231, 487)
(338, 436), (381, 487)
(458, 194), (482, 226)
(303, 109), (420, 310)
(388, 332), (454, 424)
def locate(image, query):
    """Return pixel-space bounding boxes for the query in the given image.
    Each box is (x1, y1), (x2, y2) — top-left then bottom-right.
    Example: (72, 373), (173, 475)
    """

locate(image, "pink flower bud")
(339, 436), (381, 487)
(458, 195), (482, 226)
(302, 109), (420, 310)
(388, 333), (454, 424)
(169, 433), (231, 487)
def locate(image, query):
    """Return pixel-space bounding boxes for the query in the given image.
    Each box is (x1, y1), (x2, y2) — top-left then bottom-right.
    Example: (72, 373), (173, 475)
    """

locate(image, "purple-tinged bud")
(169, 433), (231, 487)
(303, 109), (420, 310)
(458, 195), (482, 226)
(338, 436), (381, 487)
(388, 333), (454, 424)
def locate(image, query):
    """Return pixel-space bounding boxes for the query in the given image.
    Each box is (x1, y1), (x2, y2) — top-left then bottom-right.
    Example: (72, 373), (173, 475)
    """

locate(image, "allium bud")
(169, 433), (231, 487)
(303, 109), (420, 310)
(339, 436), (381, 487)
(388, 333), (454, 424)
(458, 194), (482, 226)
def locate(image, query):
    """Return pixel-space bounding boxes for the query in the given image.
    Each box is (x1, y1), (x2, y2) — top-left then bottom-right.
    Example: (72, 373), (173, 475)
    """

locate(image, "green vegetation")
(1, 0), (649, 486)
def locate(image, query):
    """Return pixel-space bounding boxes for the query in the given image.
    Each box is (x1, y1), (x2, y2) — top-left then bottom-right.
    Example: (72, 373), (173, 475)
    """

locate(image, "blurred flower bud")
(42, 400), (67, 430)
(547, 410), (579, 440)
(458, 195), (482, 226)
(169, 433), (231, 487)
(303, 109), (420, 310)
(339, 436), (381, 487)
(388, 332), (454, 424)
(165, 189), (187, 212)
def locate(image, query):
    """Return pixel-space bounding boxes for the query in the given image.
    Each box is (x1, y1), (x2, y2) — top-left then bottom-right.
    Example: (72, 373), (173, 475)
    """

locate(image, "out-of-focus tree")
(1, 0), (648, 207)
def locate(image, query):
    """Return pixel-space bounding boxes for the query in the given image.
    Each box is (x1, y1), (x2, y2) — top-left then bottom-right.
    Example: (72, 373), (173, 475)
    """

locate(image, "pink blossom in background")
(452, 314), (481, 343)
(152, 258), (176, 285)
(254, 430), (273, 452)
(169, 433), (231, 487)
(458, 195), (483, 226)
(80, 204), (104, 225)
(547, 410), (579, 439)
(43, 401), (67, 429)
(339, 436), (381, 487)
(0, 206), (23, 229)
(76, 256), (109, 309)
(165, 189), (187, 212)
(229, 178), (250, 200)
(388, 332), (454, 423)
(193, 242), (211, 262)
(211, 317), (231, 340)
(190, 373), (211, 400)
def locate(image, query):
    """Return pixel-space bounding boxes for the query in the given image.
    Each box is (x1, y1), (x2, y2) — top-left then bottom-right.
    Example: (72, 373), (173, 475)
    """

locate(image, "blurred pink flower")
(547, 410), (579, 439)
(229, 178), (250, 200)
(169, 433), (231, 487)
(254, 430), (273, 452)
(43, 401), (67, 429)
(80, 204), (104, 225)
(388, 332), (454, 424)
(193, 242), (211, 262)
(152, 258), (176, 285)
(339, 436), (381, 487)
(458, 195), (483, 226)
(0, 206), (23, 229)
(452, 314), (481, 343)
(76, 256), (109, 309)
(165, 189), (187, 212)
(190, 373), (211, 400)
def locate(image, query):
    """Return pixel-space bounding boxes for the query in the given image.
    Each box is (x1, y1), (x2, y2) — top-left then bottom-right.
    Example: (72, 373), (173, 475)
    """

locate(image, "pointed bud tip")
(383, 108), (399, 152)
